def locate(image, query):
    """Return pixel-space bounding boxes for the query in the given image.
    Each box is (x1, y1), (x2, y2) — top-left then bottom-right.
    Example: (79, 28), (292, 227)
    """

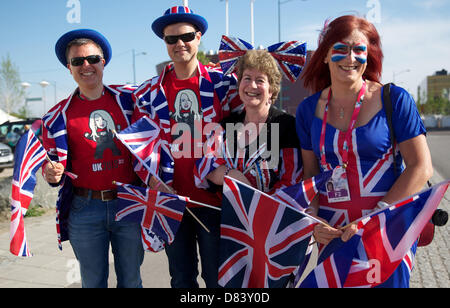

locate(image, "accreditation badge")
(326, 166), (351, 203)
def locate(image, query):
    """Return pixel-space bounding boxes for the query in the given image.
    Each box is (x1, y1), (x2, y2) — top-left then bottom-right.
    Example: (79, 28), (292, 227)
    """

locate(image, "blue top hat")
(152, 6), (208, 39)
(55, 29), (112, 67)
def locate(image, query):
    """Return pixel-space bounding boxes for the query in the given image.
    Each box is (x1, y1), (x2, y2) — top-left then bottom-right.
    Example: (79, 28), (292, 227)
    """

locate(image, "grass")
(24, 205), (47, 218)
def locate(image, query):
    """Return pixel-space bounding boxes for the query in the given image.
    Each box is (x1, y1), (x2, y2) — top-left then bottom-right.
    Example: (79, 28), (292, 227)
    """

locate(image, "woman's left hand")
(340, 223), (358, 242)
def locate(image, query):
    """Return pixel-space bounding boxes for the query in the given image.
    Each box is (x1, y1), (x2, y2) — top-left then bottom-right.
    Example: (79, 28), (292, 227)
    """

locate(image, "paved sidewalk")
(0, 171), (448, 288)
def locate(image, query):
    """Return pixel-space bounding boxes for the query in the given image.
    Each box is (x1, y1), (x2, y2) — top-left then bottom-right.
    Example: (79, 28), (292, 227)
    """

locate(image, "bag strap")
(383, 83), (432, 188)
(382, 83), (397, 174)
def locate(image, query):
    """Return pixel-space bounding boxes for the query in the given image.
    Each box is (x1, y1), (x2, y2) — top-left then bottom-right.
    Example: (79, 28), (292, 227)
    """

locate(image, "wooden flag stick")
(187, 199), (221, 211)
(186, 207), (210, 233)
(45, 153), (55, 168)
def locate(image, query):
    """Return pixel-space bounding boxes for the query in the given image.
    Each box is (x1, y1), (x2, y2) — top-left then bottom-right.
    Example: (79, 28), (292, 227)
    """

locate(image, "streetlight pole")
(220, 0), (229, 36)
(21, 82), (31, 118)
(277, 0), (307, 110)
(39, 81), (49, 116)
(132, 49), (147, 85)
(250, 0), (255, 46)
(393, 69), (410, 84)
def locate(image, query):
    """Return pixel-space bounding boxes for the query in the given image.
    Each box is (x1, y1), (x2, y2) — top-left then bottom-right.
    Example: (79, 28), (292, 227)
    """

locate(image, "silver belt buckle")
(101, 190), (108, 201)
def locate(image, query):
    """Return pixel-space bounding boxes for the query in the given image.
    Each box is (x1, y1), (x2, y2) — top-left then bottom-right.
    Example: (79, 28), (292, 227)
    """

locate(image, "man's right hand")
(43, 161), (65, 184)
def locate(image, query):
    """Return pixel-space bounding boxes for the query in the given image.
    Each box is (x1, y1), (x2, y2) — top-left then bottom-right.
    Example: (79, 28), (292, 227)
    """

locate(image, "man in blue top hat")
(42, 29), (144, 288)
(134, 6), (242, 287)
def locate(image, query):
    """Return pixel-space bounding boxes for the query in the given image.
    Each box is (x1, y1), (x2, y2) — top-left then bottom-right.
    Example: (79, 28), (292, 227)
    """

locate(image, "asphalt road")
(427, 130), (450, 179)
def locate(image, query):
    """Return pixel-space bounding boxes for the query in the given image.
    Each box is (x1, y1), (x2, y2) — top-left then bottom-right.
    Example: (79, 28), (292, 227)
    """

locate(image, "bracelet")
(224, 166), (232, 176)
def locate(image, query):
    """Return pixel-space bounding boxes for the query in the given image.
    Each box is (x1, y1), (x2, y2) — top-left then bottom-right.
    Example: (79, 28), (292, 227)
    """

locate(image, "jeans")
(165, 207), (221, 288)
(68, 194), (144, 288)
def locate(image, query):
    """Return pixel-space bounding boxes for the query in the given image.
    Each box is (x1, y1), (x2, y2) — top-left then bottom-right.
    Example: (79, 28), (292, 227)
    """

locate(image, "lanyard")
(319, 81), (367, 170)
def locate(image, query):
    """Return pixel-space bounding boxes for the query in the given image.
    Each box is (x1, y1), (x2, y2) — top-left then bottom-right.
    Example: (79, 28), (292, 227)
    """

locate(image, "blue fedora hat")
(55, 29), (112, 67)
(152, 6), (208, 39)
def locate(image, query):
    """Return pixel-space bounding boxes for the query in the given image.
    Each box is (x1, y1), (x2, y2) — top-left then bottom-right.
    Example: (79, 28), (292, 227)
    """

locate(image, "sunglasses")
(70, 55), (103, 66)
(164, 32), (197, 45)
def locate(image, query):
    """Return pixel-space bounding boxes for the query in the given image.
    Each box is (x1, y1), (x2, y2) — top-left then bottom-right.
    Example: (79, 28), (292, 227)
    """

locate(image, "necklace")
(338, 107), (345, 119)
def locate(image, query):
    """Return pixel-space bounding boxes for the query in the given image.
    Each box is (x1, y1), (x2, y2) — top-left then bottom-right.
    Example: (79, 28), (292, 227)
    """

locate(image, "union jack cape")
(114, 182), (187, 251)
(41, 84), (136, 249)
(299, 180), (449, 288)
(10, 129), (46, 256)
(219, 176), (318, 288)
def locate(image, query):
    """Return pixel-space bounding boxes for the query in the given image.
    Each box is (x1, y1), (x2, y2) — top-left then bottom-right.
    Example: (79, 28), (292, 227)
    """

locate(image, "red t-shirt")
(66, 91), (136, 190)
(163, 70), (221, 207)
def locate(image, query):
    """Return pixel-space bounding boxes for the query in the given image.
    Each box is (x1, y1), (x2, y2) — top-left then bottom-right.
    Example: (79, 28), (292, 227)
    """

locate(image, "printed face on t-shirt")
(170, 88), (202, 144)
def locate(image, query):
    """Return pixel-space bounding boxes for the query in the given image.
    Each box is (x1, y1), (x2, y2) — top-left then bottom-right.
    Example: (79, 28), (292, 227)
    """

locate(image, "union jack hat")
(55, 29), (112, 67)
(152, 6), (208, 39)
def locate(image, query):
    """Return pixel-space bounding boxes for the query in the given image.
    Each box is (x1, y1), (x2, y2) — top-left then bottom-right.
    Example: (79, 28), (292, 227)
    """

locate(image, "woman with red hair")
(296, 15), (433, 287)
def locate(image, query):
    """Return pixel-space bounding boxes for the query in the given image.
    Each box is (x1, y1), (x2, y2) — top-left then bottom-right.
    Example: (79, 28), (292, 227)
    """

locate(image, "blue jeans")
(165, 207), (221, 288)
(68, 194), (144, 288)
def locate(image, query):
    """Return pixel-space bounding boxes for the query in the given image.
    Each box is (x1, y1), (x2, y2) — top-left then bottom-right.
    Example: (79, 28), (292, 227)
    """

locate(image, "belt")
(73, 187), (117, 201)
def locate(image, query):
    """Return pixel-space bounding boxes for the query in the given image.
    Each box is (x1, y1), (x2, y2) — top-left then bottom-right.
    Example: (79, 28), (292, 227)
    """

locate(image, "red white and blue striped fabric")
(10, 129), (46, 257)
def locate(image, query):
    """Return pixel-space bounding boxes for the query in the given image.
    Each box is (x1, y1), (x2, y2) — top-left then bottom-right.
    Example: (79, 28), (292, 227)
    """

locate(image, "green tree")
(0, 54), (25, 115)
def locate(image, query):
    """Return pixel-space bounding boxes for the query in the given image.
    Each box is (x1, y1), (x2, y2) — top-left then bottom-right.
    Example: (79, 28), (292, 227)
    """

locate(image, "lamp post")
(393, 69), (410, 84)
(20, 82), (31, 118)
(220, 0), (229, 36)
(39, 80), (50, 116)
(250, 0), (255, 46)
(277, 0), (307, 110)
(132, 49), (147, 85)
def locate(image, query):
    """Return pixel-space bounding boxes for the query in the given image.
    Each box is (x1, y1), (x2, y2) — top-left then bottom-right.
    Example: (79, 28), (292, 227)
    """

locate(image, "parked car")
(0, 118), (41, 152)
(0, 142), (14, 173)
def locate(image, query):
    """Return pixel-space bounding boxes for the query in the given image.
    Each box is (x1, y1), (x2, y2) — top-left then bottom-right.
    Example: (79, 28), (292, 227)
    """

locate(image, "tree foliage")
(0, 54), (25, 114)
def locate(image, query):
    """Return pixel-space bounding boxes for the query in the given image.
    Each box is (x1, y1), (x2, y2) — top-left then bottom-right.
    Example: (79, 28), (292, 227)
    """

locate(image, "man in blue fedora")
(134, 6), (242, 288)
(42, 29), (144, 288)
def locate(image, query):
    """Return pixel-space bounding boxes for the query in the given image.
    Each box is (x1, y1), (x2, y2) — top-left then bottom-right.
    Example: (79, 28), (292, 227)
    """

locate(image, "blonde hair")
(236, 49), (282, 102)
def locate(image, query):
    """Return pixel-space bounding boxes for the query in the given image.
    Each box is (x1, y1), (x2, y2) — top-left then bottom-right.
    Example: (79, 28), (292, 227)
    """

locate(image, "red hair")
(302, 15), (383, 93)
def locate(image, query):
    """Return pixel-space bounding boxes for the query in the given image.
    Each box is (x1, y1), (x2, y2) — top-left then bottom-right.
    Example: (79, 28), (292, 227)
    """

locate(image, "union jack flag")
(10, 129), (46, 257)
(219, 177), (317, 288)
(114, 182), (187, 248)
(300, 180), (449, 288)
(274, 170), (333, 211)
(115, 116), (173, 184)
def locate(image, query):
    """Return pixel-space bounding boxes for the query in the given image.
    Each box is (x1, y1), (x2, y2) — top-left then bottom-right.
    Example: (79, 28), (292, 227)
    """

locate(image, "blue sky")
(1, 0), (449, 117)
